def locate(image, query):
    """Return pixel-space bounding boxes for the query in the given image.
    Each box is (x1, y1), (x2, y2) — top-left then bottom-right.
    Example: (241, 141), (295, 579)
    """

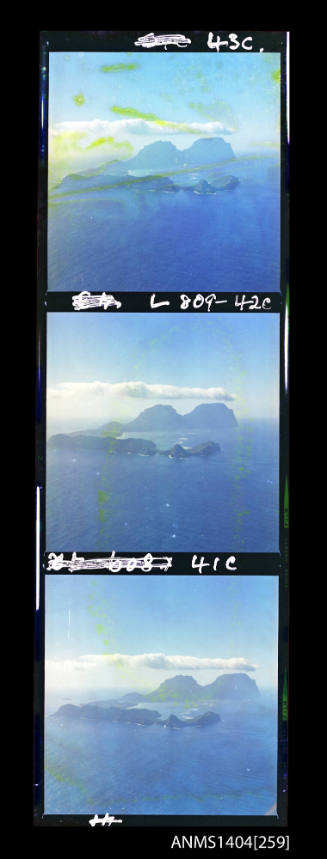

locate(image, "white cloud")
(48, 381), (236, 403)
(50, 117), (234, 146)
(46, 653), (257, 678)
(45, 653), (258, 693)
(80, 653), (258, 671)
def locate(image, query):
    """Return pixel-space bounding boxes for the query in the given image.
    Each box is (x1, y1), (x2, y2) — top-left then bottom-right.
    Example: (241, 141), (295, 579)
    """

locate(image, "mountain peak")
(204, 673), (260, 699)
(161, 674), (199, 685)
(183, 403), (237, 429)
(182, 136), (235, 165)
(187, 136), (232, 150)
(125, 402), (237, 432)
(126, 137), (235, 171)
(146, 674), (201, 702)
(126, 404), (182, 431)
(140, 141), (179, 152)
(146, 672), (259, 702)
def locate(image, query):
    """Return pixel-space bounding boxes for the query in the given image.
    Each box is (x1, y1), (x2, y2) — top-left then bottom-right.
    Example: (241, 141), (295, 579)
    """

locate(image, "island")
(55, 171), (239, 197)
(185, 177), (239, 195)
(160, 441), (220, 459)
(125, 403), (237, 432)
(124, 137), (235, 171)
(52, 703), (221, 728)
(144, 673), (260, 703)
(48, 435), (220, 458)
(53, 138), (240, 197)
(162, 712), (221, 728)
(51, 673), (259, 728)
(48, 403), (237, 456)
(53, 704), (162, 725)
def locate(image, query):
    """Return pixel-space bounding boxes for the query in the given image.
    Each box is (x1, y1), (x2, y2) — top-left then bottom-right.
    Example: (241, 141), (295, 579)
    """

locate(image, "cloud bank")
(48, 381), (236, 403)
(51, 117), (234, 145)
(46, 654), (258, 681)
(79, 653), (258, 671)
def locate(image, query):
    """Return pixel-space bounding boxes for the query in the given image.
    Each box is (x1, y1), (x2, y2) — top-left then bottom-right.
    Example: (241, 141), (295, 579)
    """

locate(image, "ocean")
(44, 689), (277, 816)
(46, 420), (279, 553)
(48, 156), (280, 293)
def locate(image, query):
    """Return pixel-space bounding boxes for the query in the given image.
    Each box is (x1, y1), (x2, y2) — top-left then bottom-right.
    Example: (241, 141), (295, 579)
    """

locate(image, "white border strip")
(286, 32), (290, 144)
(36, 486), (41, 611)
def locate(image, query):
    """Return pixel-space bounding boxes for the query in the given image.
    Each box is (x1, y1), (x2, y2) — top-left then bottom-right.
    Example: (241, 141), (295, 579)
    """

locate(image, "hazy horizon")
(47, 410), (278, 439)
(47, 314), (280, 431)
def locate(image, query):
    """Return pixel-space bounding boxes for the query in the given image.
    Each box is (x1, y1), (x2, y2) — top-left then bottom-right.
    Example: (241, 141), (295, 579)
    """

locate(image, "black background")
(27, 23), (299, 854)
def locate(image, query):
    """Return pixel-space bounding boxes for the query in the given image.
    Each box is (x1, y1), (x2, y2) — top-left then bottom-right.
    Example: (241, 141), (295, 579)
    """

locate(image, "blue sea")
(48, 156), (280, 293)
(44, 689), (277, 816)
(46, 420), (279, 552)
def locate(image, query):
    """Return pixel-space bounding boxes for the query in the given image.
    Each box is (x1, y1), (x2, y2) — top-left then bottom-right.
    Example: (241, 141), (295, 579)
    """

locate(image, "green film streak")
(100, 63), (140, 73)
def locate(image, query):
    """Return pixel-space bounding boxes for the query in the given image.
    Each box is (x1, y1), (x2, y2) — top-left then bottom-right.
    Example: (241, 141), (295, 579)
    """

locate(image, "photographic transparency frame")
(34, 29), (290, 849)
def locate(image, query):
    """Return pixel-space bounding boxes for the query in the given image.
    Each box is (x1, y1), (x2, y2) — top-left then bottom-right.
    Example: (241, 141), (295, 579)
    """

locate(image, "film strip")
(34, 29), (290, 849)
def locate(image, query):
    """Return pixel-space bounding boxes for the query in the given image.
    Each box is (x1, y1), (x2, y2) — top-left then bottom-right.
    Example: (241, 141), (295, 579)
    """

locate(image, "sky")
(47, 313), (279, 434)
(45, 575), (279, 695)
(48, 51), (280, 186)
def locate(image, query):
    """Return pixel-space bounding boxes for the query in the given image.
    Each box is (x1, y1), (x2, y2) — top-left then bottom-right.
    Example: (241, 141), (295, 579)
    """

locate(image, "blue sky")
(45, 575), (279, 693)
(49, 51), (280, 186)
(47, 313), (279, 433)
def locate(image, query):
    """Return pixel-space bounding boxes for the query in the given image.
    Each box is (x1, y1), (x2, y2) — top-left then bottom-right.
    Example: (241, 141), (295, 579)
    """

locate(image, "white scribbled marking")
(225, 555), (237, 572)
(47, 551), (173, 573)
(193, 553), (238, 573)
(207, 32), (254, 52)
(89, 813), (123, 827)
(72, 291), (122, 311)
(150, 293), (170, 309)
(134, 33), (191, 50)
(180, 293), (228, 312)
